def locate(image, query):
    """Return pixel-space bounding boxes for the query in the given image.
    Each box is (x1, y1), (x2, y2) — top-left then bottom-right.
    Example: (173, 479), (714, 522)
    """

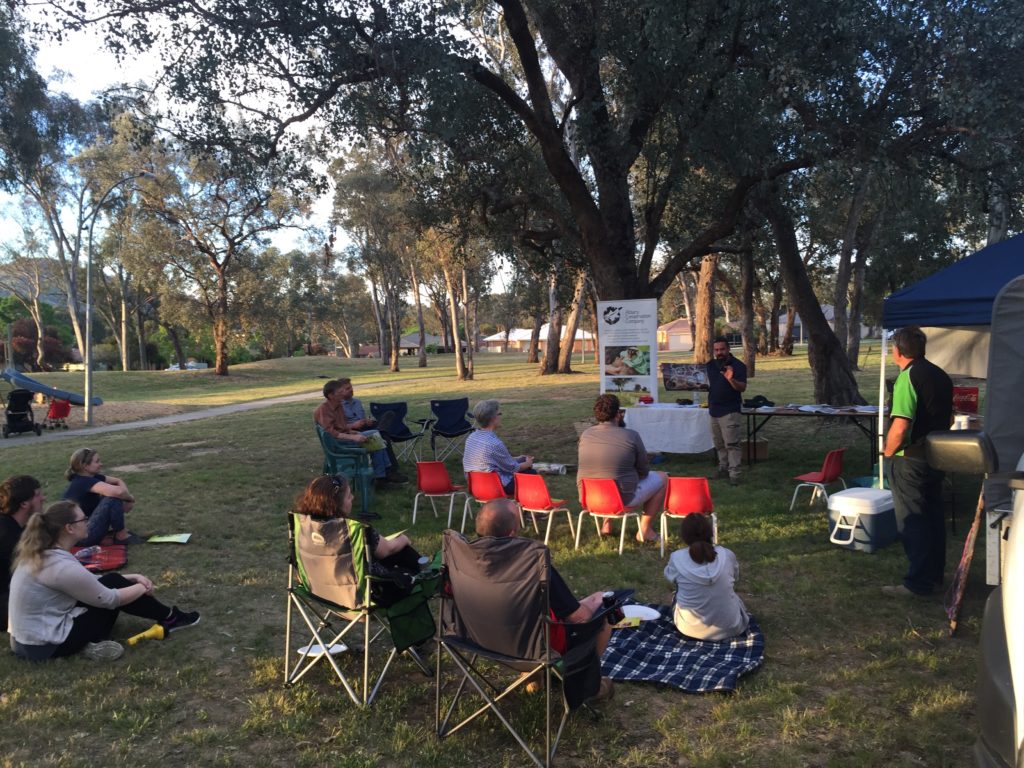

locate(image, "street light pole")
(84, 171), (155, 426)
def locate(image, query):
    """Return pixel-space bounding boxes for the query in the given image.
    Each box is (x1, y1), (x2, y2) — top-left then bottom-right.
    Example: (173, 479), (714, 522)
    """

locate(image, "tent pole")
(878, 332), (887, 488)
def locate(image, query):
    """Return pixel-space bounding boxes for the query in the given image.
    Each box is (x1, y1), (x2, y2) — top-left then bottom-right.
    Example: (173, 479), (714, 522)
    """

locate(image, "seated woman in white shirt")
(462, 400), (534, 495)
(7, 501), (199, 662)
(664, 513), (749, 641)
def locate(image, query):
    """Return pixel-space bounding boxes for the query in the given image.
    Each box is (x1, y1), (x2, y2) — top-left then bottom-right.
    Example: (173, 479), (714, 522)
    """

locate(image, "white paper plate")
(297, 643), (348, 656)
(621, 605), (661, 621)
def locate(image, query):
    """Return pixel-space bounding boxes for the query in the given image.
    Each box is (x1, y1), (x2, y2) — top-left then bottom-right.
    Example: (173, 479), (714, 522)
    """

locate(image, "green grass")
(0, 352), (989, 767)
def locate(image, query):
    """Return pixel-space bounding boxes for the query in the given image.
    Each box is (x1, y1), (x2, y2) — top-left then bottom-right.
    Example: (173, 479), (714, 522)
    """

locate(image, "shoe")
(114, 532), (145, 545)
(161, 606), (201, 633)
(81, 640), (124, 661)
(881, 584), (928, 599)
(729, 476), (740, 487)
(385, 471), (409, 483)
(717, 468), (729, 479)
(589, 676), (614, 703)
(635, 532), (661, 545)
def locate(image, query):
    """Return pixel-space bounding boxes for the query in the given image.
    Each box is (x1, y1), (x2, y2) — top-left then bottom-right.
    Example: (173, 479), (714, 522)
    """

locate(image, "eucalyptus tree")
(137, 149), (315, 374)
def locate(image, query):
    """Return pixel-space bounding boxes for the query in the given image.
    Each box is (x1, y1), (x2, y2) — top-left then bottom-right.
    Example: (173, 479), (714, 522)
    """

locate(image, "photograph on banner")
(598, 299), (658, 404)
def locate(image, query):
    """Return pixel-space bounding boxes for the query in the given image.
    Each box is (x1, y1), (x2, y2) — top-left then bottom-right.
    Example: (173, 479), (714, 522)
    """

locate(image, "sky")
(0, 20), (334, 255)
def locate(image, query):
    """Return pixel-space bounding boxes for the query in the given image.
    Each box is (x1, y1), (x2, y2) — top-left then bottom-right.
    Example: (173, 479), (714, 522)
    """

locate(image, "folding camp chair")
(790, 448), (847, 510)
(514, 473), (575, 545)
(660, 476), (717, 558)
(412, 461), (468, 527)
(316, 424), (375, 517)
(435, 531), (629, 768)
(370, 401), (433, 463)
(428, 398), (473, 460)
(284, 512), (434, 707)
(462, 471), (507, 533)
(575, 478), (641, 555)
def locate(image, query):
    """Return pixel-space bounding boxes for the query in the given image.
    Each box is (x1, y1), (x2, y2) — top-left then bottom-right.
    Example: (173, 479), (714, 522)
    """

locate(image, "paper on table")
(146, 533), (192, 544)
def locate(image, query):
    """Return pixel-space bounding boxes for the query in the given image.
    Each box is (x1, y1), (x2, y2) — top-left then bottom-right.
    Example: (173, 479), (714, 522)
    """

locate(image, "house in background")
(658, 318), (694, 352)
(482, 324), (596, 353)
(777, 305), (872, 343)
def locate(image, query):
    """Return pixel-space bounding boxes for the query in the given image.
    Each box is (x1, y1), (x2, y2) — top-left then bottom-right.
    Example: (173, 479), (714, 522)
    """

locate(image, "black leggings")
(52, 573), (172, 657)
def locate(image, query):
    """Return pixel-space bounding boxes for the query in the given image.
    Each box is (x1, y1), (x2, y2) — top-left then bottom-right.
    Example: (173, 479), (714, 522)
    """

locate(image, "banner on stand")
(597, 299), (659, 405)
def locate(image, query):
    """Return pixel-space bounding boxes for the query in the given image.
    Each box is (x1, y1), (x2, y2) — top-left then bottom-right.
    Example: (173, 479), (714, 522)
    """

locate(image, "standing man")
(1, 475), (45, 631)
(882, 326), (953, 598)
(314, 380), (404, 489)
(706, 337), (747, 486)
(337, 377), (405, 481)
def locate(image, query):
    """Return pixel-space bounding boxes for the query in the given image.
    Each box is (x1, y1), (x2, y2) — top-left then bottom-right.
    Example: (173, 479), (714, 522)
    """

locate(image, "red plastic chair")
(513, 473), (575, 545)
(660, 477), (716, 558)
(462, 471), (507, 533)
(790, 448), (847, 510)
(576, 478), (640, 555)
(412, 462), (467, 527)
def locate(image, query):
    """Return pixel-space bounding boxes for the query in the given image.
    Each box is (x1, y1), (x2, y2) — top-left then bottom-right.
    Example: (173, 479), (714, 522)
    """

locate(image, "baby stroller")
(3, 389), (43, 438)
(43, 397), (71, 429)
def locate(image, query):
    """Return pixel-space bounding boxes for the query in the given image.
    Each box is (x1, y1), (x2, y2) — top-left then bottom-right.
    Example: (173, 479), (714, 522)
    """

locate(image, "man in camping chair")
(474, 498), (616, 702)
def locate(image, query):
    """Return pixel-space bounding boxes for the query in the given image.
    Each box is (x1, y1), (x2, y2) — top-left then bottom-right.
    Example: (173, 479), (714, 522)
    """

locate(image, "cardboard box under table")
(827, 488), (897, 553)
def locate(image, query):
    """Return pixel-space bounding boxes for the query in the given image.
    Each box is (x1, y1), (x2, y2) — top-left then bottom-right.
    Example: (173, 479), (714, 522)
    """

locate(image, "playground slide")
(1, 368), (103, 407)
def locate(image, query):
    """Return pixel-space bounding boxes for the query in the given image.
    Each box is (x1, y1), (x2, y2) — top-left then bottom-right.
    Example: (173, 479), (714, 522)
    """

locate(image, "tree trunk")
(753, 298), (769, 355)
(760, 187), (864, 405)
(135, 302), (148, 370)
(213, 271), (230, 376)
(676, 271), (696, 326)
(460, 268), (474, 380)
(162, 322), (187, 370)
(738, 242), (756, 378)
(410, 262), (428, 368)
(833, 169), (871, 357)
(387, 295), (401, 373)
(692, 255), (718, 364)
(442, 266), (468, 380)
(780, 304), (793, 355)
(369, 278), (386, 364)
(987, 184), (1009, 245)
(558, 272), (587, 373)
(527, 312), (542, 363)
(540, 273), (561, 375)
(31, 300), (45, 370)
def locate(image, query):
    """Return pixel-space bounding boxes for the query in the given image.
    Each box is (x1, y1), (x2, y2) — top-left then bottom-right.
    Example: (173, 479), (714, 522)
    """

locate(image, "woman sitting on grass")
(7, 501), (199, 662)
(62, 448), (142, 546)
(293, 475), (425, 607)
(664, 513), (749, 641)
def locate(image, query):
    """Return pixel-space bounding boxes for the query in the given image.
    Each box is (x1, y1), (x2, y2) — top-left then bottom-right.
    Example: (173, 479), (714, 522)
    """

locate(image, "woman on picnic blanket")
(62, 448), (142, 546)
(664, 513), (749, 641)
(7, 501), (200, 662)
(293, 475), (424, 607)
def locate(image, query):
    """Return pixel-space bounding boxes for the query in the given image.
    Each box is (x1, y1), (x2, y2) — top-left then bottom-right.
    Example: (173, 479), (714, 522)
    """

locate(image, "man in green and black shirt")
(882, 326), (953, 598)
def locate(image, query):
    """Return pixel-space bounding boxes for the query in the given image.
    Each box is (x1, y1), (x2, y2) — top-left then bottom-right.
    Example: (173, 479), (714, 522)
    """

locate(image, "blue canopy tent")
(880, 233), (1024, 585)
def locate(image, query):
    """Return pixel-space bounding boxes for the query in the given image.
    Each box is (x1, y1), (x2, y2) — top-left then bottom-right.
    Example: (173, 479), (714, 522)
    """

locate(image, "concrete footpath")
(0, 377), (424, 448)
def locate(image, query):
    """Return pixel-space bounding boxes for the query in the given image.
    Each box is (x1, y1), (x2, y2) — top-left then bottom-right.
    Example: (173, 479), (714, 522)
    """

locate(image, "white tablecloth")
(623, 405), (713, 454)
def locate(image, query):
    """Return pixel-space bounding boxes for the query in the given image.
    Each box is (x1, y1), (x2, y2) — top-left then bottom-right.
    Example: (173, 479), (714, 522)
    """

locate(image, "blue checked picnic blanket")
(601, 605), (764, 693)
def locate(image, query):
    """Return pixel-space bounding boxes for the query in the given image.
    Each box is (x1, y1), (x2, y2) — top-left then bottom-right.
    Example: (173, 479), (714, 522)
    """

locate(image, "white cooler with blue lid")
(827, 488), (897, 553)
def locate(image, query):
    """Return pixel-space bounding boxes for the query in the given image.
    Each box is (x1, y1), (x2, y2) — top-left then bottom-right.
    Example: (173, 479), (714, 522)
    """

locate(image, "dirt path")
(0, 378), (424, 448)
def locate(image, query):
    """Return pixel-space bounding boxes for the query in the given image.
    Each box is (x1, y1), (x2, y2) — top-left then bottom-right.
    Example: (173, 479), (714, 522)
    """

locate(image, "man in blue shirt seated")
(337, 377), (406, 483)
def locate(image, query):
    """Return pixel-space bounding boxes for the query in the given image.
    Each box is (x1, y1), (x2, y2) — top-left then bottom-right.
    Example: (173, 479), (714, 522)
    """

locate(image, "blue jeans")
(888, 455), (946, 594)
(76, 497), (126, 547)
(369, 447), (391, 479)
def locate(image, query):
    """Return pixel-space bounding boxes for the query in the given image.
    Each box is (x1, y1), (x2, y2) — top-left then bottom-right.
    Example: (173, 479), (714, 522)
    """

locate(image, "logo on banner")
(602, 306), (622, 325)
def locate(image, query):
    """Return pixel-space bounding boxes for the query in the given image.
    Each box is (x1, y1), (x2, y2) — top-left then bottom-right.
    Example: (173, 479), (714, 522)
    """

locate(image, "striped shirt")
(463, 429), (521, 486)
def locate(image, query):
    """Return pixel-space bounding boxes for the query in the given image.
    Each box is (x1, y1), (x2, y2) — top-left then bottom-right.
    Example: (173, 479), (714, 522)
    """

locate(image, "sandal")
(635, 532), (660, 545)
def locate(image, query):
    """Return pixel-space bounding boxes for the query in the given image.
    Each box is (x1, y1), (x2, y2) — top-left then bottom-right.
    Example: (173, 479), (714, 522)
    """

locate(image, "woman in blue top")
(462, 400), (535, 495)
(62, 448), (142, 546)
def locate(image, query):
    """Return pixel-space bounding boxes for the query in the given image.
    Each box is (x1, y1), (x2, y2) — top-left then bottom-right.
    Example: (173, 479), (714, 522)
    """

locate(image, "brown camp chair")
(435, 530), (629, 767)
(284, 512), (434, 706)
